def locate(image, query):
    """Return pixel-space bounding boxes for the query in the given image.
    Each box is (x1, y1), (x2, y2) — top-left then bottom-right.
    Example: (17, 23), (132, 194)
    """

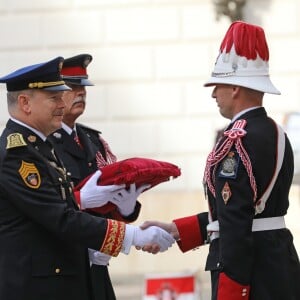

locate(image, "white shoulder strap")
(255, 123), (285, 214)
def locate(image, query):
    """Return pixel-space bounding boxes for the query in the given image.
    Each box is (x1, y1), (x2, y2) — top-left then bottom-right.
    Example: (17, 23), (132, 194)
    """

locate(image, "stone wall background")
(0, 0), (299, 298)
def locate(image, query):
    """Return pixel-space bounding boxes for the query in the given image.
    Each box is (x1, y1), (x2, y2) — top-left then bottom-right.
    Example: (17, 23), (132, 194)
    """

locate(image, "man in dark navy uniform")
(0, 57), (175, 300)
(141, 21), (300, 300)
(48, 53), (148, 299)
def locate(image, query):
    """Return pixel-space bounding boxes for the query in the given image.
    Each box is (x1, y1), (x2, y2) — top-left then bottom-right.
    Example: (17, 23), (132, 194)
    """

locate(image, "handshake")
(80, 170), (177, 252)
(80, 171), (179, 263)
(89, 221), (177, 266)
(123, 222), (176, 254)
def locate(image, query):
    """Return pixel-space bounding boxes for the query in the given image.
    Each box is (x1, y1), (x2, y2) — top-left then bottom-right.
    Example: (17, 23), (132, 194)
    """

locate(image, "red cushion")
(75, 157), (181, 214)
(99, 157), (181, 188)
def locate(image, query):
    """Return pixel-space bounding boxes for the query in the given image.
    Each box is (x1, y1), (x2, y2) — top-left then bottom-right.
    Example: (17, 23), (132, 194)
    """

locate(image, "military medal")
(221, 182), (231, 204)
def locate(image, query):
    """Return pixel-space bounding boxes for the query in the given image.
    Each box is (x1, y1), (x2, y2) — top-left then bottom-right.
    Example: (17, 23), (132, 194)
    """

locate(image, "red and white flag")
(143, 272), (198, 300)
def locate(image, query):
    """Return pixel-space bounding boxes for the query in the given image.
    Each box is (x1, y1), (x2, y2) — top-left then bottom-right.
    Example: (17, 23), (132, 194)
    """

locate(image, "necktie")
(72, 130), (83, 149)
(45, 140), (59, 162)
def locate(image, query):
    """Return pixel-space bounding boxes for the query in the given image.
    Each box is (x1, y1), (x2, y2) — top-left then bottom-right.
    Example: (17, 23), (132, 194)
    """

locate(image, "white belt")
(207, 216), (286, 242)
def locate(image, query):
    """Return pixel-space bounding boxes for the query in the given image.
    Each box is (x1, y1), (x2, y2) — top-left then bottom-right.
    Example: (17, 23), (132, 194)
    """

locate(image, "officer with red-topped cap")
(48, 53), (148, 300)
(0, 57), (175, 300)
(141, 21), (300, 300)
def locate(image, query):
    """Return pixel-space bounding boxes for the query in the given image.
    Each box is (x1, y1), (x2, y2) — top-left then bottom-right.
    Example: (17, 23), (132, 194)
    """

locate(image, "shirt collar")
(231, 106), (261, 123)
(10, 117), (47, 141)
(61, 122), (75, 135)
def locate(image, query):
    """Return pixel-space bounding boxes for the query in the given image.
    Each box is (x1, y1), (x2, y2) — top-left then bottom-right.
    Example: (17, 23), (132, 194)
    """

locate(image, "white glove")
(110, 183), (150, 216)
(80, 170), (125, 209)
(122, 224), (175, 254)
(88, 249), (111, 266)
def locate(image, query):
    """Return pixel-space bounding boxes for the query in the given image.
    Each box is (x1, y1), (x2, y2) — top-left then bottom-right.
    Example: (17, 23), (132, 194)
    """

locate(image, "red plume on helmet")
(220, 21), (269, 61)
(204, 21), (280, 95)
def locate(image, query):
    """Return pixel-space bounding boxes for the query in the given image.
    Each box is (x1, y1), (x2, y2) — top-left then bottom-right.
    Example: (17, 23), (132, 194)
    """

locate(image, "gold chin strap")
(28, 80), (65, 89)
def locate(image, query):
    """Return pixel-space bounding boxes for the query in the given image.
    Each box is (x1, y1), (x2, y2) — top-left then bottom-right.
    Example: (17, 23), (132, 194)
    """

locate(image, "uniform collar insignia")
(27, 135), (37, 143)
(53, 132), (62, 139)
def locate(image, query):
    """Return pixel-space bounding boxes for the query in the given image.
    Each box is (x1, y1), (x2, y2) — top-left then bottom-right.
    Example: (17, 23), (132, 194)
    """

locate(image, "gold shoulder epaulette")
(6, 133), (27, 149)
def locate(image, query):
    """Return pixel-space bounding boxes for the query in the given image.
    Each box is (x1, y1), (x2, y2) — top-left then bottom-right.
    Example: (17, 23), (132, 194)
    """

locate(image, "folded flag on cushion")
(74, 157), (181, 214)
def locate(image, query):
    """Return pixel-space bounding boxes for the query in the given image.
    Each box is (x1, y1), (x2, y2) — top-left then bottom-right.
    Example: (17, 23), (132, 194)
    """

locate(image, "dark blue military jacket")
(0, 120), (112, 300)
(201, 108), (300, 299)
(49, 123), (140, 300)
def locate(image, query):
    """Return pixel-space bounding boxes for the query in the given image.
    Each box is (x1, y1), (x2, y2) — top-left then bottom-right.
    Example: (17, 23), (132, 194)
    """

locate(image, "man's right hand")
(137, 221), (180, 253)
(140, 220), (180, 241)
(80, 170), (125, 209)
(123, 224), (175, 254)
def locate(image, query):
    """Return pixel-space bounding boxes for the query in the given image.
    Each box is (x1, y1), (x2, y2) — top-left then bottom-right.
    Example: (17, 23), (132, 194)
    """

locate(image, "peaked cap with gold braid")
(0, 57), (71, 92)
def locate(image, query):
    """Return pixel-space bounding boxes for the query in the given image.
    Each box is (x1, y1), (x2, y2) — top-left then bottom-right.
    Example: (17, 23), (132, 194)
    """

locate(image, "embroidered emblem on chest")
(221, 181), (232, 204)
(219, 151), (239, 179)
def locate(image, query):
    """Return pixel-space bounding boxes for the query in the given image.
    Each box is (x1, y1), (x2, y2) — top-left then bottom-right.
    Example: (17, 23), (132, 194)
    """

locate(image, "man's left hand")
(110, 183), (150, 216)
